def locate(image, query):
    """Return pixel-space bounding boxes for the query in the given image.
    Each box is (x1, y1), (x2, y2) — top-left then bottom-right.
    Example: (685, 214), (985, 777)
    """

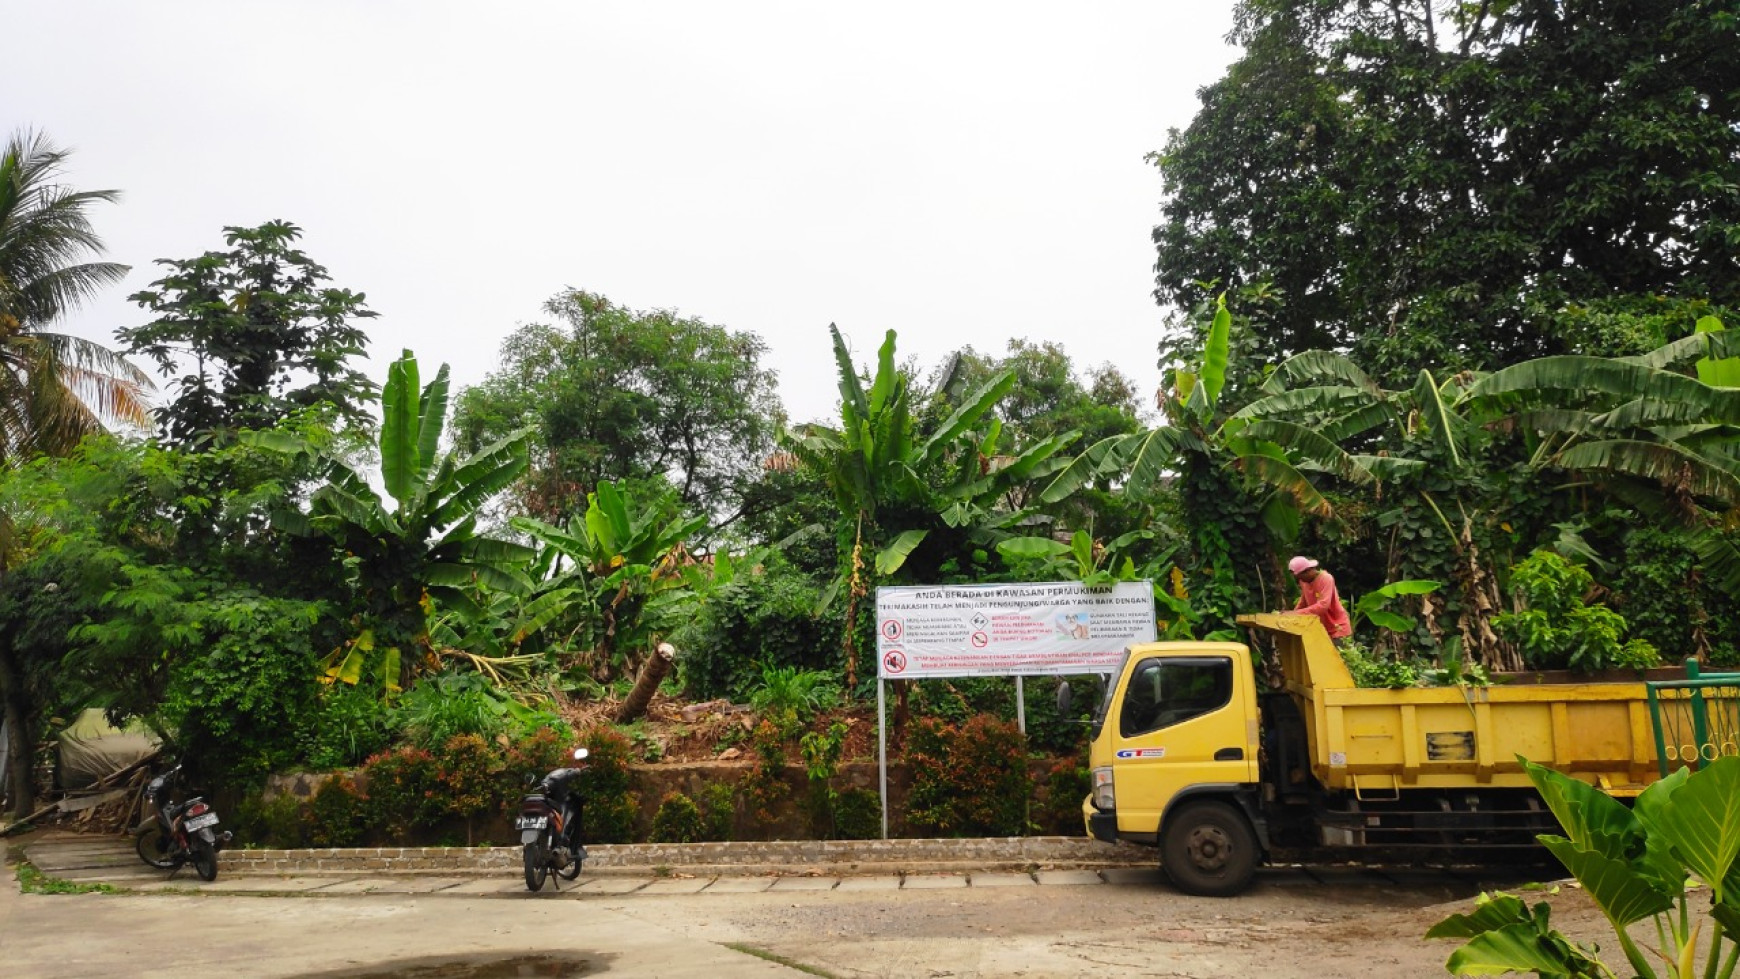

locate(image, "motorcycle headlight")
(1091, 766), (1115, 810)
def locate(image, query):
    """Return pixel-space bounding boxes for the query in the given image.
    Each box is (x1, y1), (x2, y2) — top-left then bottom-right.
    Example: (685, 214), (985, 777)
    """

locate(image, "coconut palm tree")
(0, 129), (150, 465)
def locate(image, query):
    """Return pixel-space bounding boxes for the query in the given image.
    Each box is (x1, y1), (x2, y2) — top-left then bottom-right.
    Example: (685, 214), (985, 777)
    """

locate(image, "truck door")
(1111, 653), (1258, 837)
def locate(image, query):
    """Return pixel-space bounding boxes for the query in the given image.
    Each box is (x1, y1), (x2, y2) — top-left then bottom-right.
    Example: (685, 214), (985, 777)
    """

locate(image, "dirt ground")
(567, 696), (885, 763)
(667, 868), (1618, 979)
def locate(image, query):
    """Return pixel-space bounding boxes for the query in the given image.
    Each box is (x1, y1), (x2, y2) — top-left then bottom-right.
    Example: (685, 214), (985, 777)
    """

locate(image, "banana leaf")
(415, 361), (451, 483)
(875, 529), (929, 576)
(1261, 349), (1380, 396)
(380, 351), (419, 506)
(1557, 439), (1740, 506)
(1199, 294), (1231, 409)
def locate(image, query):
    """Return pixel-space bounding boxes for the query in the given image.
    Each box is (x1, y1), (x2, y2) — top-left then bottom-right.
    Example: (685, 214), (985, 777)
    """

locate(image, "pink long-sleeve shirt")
(1293, 570), (1352, 639)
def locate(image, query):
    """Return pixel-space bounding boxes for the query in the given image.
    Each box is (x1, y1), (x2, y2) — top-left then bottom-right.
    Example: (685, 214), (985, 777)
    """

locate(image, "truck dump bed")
(1237, 614), (1662, 796)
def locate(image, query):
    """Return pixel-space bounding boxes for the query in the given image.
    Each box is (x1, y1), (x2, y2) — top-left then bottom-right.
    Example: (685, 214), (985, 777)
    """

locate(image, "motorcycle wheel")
(555, 846), (583, 881)
(135, 827), (180, 870)
(523, 840), (548, 892)
(191, 839), (219, 882)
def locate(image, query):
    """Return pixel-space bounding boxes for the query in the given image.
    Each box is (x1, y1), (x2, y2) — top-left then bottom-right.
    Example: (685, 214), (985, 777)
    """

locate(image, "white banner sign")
(874, 581), (1158, 679)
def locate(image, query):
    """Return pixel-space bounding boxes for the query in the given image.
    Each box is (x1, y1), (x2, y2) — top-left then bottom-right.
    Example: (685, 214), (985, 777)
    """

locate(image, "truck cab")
(1081, 639), (1266, 896)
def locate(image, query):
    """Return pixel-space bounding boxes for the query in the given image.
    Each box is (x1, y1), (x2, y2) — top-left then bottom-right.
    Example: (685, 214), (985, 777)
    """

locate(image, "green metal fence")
(1646, 659), (1740, 779)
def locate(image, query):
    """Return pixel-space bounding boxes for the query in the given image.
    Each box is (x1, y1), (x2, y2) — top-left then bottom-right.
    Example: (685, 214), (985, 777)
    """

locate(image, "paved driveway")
(3, 833), (1577, 979)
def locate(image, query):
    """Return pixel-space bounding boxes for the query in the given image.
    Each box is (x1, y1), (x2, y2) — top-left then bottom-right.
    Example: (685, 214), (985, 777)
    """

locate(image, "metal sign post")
(877, 677), (887, 840)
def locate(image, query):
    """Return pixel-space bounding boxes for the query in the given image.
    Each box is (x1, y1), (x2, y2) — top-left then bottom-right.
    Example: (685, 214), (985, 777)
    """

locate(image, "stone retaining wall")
(224, 836), (1152, 876)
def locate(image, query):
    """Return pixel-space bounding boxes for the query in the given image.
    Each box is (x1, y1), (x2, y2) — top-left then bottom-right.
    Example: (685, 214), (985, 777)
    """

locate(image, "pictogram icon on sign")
(883, 650), (907, 674)
(880, 618), (903, 642)
(970, 631), (989, 648)
(970, 611), (989, 630)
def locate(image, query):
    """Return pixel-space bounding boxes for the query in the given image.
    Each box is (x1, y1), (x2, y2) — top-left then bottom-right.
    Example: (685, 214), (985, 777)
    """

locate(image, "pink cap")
(1288, 556), (1319, 575)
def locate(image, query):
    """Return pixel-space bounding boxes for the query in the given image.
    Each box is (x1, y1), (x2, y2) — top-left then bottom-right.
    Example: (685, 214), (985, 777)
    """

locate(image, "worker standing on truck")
(1284, 555), (1351, 639)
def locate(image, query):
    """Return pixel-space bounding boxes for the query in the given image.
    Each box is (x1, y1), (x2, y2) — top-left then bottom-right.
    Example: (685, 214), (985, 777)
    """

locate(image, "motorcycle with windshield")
(517, 748), (590, 892)
(133, 762), (231, 880)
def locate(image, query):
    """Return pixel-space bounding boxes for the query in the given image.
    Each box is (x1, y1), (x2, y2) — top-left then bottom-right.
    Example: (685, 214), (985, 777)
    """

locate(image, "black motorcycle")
(133, 763), (230, 881)
(517, 748), (590, 892)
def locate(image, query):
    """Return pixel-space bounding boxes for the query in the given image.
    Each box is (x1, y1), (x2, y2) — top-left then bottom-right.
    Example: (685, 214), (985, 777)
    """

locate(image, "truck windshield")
(1088, 649), (1130, 740)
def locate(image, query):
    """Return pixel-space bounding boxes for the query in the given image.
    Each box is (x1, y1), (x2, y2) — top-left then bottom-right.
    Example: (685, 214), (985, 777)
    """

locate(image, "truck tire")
(1161, 801), (1258, 897)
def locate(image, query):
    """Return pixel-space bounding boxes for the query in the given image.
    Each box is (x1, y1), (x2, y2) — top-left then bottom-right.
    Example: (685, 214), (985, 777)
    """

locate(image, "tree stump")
(615, 643), (676, 724)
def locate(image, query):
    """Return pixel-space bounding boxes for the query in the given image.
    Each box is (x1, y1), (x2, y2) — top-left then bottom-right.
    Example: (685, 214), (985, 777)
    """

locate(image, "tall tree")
(0, 129), (150, 465)
(1154, 0), (1740, 381)
(453, 290), (783, 526)
(119, 220), (377, 448)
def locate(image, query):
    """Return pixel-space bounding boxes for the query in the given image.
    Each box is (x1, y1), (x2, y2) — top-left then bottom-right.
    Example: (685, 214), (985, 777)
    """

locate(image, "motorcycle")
(516, 748), (590, 892)
(133, 763), (231, 881)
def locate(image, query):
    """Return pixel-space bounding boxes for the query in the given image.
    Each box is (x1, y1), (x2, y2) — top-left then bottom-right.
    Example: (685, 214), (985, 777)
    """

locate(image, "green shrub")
(360, 746), (444, 841)
(1035, 757), (1090, 836)
(1494, 550), (1661, 672)
(395, 672), (511, 749)
(158, 594), (325, 784)
(308, 776), (367, 847)
(800, 721), (848, 838)
(905, 714), (1031, 837)
(576, 726), (638, 844)
(303, 683), (396, 771)
(649, 792), (706, 843)
(434, 734), (502, 841)
(741, 721), (792, 829)
(1614, 527), (1740, 666)
(231, 793), (310, 848)
(697, 782), (736, 842)
(833, 789), (881, 841)
(676, 562), (844, 700)
(748, 664), (840, 736)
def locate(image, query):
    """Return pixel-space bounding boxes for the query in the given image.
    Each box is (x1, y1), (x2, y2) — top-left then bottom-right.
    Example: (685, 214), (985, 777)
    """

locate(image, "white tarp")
(874, 581), (1158, 679)
(57, 709), (159, 791)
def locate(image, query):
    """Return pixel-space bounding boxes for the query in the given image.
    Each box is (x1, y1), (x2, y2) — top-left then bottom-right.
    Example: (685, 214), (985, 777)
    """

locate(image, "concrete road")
(1, 852), (1565, 979)
(0, 876), (805, 979)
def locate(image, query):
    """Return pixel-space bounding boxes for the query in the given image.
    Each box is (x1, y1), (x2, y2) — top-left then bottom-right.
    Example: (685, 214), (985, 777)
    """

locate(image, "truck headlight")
(1091, 766), (1115, 810)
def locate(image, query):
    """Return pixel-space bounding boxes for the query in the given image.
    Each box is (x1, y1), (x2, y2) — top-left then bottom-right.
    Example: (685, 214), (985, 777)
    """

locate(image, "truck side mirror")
(1056, 681), (1073, 716)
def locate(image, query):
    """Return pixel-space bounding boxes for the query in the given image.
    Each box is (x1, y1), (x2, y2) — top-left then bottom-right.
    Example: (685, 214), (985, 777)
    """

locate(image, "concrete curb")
(225, 836), (1155, 877)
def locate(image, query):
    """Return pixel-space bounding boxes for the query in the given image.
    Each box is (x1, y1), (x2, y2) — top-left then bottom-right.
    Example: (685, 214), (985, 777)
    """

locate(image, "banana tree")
(254, 350), (535, 691)
(1041, 296), (1380, 631)
(1459, 319), (1740, 598)
(783, 324), (1075, 686)
(511, 479), (707, 680)
(1429, 755), (1740, 978)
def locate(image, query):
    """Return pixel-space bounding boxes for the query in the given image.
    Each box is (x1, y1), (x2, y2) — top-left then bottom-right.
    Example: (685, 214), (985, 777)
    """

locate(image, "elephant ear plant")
(1427, 755), (1740, 978)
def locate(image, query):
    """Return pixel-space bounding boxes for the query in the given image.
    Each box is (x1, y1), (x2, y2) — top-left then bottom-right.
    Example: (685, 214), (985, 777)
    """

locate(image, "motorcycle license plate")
(515, 816), (548, 830)
(185, 813), (219, 831)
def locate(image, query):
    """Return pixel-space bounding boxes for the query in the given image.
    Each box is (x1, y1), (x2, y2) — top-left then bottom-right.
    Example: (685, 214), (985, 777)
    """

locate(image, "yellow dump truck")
(1076, 613), (1671, 896)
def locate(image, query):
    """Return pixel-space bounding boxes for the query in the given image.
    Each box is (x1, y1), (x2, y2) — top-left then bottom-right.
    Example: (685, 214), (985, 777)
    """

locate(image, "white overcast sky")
(5, 2), (1239, 427)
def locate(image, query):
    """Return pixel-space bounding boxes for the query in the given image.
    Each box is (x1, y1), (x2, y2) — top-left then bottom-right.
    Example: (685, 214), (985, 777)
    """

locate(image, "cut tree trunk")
(615, 643), (676, 724)
(1, 640), (33, 821)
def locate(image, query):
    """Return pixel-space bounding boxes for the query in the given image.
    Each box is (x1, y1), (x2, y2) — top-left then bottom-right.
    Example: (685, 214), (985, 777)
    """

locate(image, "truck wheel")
(1161, 801), (1258, 897)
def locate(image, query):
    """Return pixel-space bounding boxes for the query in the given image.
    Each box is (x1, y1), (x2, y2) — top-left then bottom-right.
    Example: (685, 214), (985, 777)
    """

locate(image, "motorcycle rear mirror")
(572, 748), (590, 761)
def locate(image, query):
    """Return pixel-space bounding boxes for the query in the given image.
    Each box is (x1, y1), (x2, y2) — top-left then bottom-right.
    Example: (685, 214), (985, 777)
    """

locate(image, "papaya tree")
(253, 350), (535, 691)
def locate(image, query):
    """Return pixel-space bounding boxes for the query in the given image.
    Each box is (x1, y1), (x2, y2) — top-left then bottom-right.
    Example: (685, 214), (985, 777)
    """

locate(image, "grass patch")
(15, 860), (116, 895)
(724, 943), (838, 978)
